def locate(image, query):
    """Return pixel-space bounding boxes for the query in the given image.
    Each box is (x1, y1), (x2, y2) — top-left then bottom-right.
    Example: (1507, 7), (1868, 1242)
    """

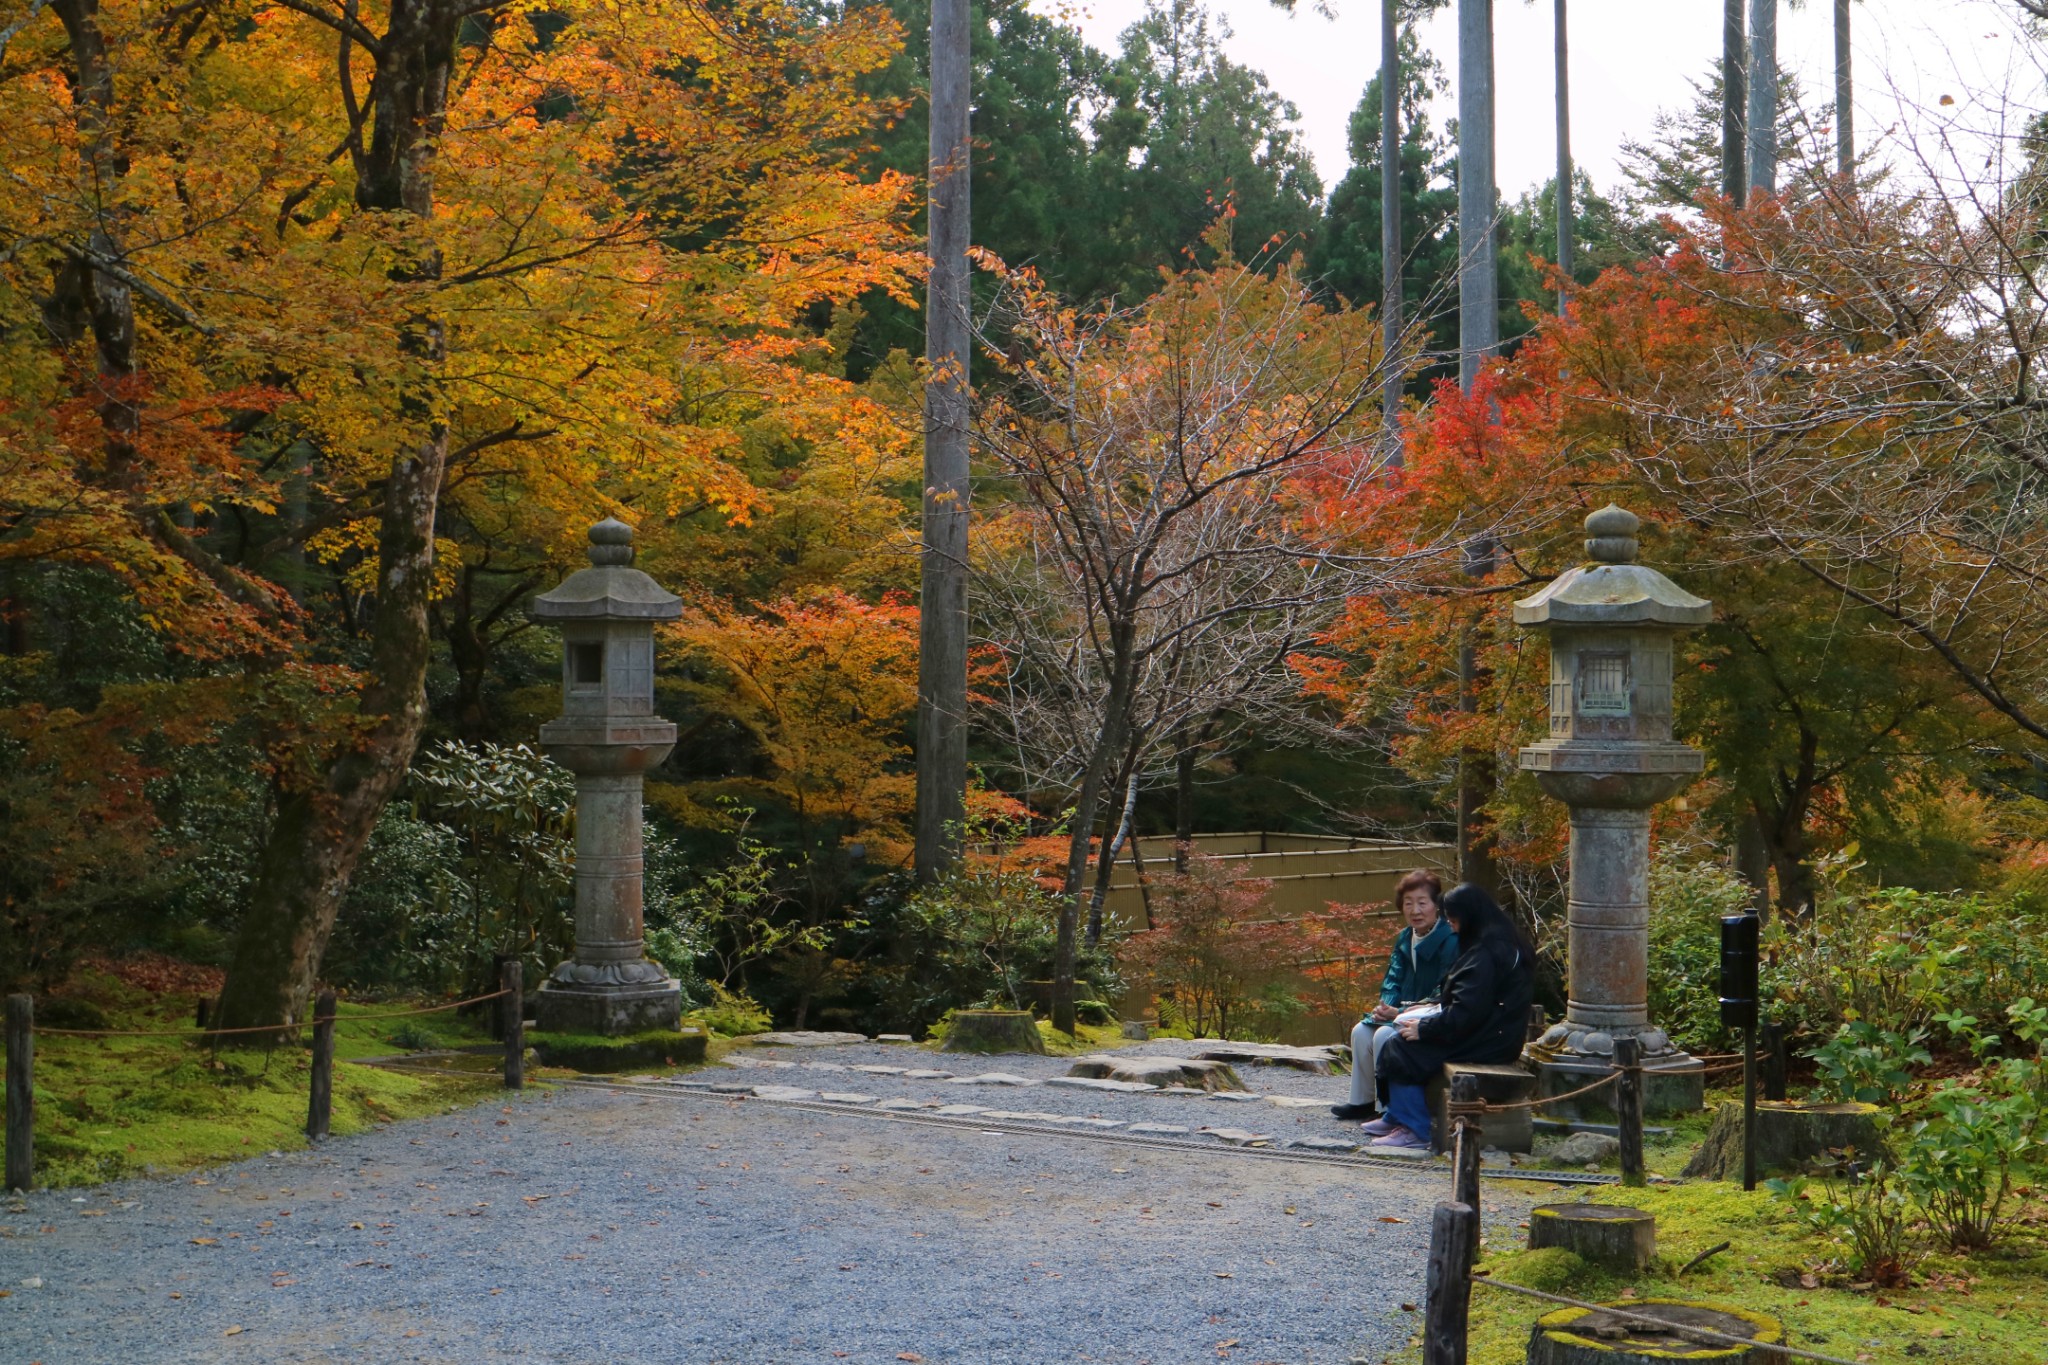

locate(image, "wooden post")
(488, 953), (512, 1041)
(1741, 1020), (1759, 1191)
(194, 996), (210, 1030)
(1762, 1021), (1788, 1101)
(502, 959), (524, 1091)
(1527, 1004), (1547, 1042)
(306, 990), (336, 1142)
(1450, 1072), (1484, 1211)
(5, 995), (32, 1191)
(1424, 1200), (1478, 1365)
(1614, 1036), (1645, 1188)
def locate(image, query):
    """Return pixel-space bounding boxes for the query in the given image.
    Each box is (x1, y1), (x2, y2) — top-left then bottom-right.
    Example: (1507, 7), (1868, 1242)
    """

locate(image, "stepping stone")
(947, 1072), (1039, 1087)
(1052, 1116), (1124, 1128)
(1201, 1127), (1273, 1147)
(1208, 1091), (1265, 1103)
(1067, 1055), (1245, 1092)
(902, 1069), (954, 1080)
(1126, 1123), (1192, 1136)
(803, 1062), (851, 1073)
(978, 1110), (1058, 1122)
(851, 1065), (906, 1076)
(1264, 1096), (1327, 1109)
(722, 1056), (796, 1070)
(750, 1085), (818, 1101)
(749, 1031), (868, 1046)
(1043, 1076), (1157, 1093)
(876, 1034), (915, 1043)
(709, 1082), (756, 1094)
(818, 1092), (876, 1105)
(1156, 1085), (1211, 1097)
(1192, 1042), (1351, 1075)
(1288, 1136), (1361, 1153)
(874, 1098), (928, 1112)
(934, 1104), (989, 1116)
(1365, 1142), (1434, 1160)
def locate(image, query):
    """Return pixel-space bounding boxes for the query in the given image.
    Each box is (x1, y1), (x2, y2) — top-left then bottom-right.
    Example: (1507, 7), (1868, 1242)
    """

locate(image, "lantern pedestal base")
(533, 979), (682, 1036)
(1525, 1025), (1705, 1118)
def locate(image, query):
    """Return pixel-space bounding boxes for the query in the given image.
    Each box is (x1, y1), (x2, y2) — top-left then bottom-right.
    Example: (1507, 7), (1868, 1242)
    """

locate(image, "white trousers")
(1348, 1019), (1399, 1108)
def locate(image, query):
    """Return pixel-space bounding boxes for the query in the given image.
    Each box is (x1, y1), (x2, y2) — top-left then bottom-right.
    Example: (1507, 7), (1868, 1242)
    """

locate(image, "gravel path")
(0, 1042), (1540, 1364)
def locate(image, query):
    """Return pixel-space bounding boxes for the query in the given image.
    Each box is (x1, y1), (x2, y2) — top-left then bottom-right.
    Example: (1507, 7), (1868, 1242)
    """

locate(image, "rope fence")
(33, 989), (512, 1038)
(4, 967), (525, 1192)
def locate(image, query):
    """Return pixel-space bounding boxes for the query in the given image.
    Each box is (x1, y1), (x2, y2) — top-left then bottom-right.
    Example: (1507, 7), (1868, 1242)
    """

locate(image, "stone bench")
(1424, 1061), (1537, 1154)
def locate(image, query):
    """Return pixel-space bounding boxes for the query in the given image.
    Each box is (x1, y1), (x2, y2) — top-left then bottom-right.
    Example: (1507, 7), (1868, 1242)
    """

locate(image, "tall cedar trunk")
(1552, 0), (1571, 317)
(1834, 0), (1853, 177)
(1746, 0), (1777, 197)
(1722, 0), (1747, 203)
(1085, 767), (1140, 948)
(1055, 631), (1136, 1034)
(1456, 0), (1498, 890)
(1379, 0), (1403, 463)
(216, 0), (460, 1031)
(1759, 726), (1821, 919)
(913, 0), (972, 883)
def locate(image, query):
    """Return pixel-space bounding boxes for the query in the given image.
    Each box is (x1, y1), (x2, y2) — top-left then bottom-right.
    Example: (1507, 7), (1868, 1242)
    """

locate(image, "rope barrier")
(1473, 1275), (1876, 1365)
(1480, 1069), (1617, 1112)
(34, 989), (511, 1038)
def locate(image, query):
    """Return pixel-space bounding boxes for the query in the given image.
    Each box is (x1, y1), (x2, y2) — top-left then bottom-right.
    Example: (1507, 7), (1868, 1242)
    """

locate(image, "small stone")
(1551, 1131), (1622, 1165)
(1126, 1123), (1192, 1136)
(1201, 1127), (1273, 1147)
(933, 1104), (988, 1117)
(19, 1277), (42, 1289)
(947, 1072), (1038, 1087)
(1263, 1095), (1326, 1109)
(875, 1034), (914, 1043)
(1289, 1136), (1361, 1153)
(750, 1085), (819, 1101)
(901, 1069), (954, 1080)
(817, 1092), (876, 1105)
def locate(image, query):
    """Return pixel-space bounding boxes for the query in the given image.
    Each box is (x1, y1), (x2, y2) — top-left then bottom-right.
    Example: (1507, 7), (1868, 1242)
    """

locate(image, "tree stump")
(1527, 1204), (1656, 1270)
(1681, 1100), (1887, 1180)
(941, 1010), (1046, 1055)
(1066, 1054), (1245, 1091)
(1528, 1300), (1783, 1364)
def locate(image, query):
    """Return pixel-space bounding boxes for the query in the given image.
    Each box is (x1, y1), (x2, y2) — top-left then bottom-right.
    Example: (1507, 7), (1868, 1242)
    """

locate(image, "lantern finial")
(588, 517), (634, 566)
(1585, 504), (1640, 564)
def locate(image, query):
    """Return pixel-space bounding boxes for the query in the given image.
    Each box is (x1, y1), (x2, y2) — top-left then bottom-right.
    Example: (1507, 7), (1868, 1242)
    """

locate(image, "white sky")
(1047, 0), (2043, 197)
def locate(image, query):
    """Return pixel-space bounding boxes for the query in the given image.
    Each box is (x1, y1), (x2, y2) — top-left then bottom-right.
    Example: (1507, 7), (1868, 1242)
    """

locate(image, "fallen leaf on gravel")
(222, 1326), (244, 1337)
(1378, 1216), (1406, 1224)
(1400, 1303), (1416, 1312)
(897, 1354), (924, 1362)
(79, 1210), (105, 1218)
(1213, 1272), (1234, 1279)
(349, 1222), (364, 1230)
(1207, 1201), (1223, 1208)
(190, 1238), (217, 1246)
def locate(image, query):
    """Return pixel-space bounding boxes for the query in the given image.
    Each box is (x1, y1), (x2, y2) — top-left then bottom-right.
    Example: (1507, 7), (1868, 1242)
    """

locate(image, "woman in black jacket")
(1362, 883), (1536, 1149)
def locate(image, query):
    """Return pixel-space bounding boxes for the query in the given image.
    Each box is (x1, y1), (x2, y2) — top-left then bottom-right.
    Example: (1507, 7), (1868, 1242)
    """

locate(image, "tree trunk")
(1746, 0), (1777, 197)
(1055, 637), (1136, 1035)
(1379, 0), (1403, 462)
(913, 0), (973, 884)
(1174, 739), (1196, 874)
(1734, 808), (1771, 917)
(215, 0), (461, 1032)
(1552, 0), (1571, 317)
(1833, 0), (1853, 178)
(1456, 0), (1496, 394)
(1086, 768), (1140, 948)
(1722, 0), (1747, 204)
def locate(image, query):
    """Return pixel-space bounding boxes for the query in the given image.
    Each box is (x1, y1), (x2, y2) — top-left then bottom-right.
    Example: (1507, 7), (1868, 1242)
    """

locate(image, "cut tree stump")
(1191, 1042), (1349, 1074)
(1066, 1054), (1245, 1091)
(1528, 1299), (1783, 1364)
(1681, 1100), (1887, 1180)
(941, 1011), (1046, 1055)
(1527, 1203), (1656, 1270)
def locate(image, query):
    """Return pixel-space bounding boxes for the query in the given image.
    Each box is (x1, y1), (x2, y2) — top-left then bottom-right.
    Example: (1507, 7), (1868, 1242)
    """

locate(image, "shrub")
(1120, 856), (1292, 1040)
(687, 983), (774, 1037)
(1646, 859), (1757, 1049)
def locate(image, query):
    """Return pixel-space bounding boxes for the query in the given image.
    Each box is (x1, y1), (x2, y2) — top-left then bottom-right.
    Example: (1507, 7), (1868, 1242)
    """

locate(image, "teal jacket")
(1378, 915), (1459, 1010)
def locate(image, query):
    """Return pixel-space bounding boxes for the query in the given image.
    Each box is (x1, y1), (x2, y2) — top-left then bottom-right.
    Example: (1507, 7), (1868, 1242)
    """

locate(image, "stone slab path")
(0, 1043), (1544, 1364)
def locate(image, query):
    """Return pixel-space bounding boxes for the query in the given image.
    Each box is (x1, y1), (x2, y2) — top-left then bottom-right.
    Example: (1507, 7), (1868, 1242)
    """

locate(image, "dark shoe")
(1329, 1103), (1377, 1121)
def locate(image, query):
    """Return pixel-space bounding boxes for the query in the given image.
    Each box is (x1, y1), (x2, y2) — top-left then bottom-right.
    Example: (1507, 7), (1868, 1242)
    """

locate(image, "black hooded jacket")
(1410, 885), (1536, 1067)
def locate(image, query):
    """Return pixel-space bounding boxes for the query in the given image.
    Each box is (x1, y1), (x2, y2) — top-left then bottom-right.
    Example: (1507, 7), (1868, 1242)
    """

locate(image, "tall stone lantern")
(530, 518), (683, 1035)
(1516, 505), (1710, 1115)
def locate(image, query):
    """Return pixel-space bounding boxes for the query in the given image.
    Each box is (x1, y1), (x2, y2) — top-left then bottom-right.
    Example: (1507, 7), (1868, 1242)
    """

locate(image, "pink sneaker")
(1370, 1124), (1429, 1149)
(1360, 1115), (1399, 1137)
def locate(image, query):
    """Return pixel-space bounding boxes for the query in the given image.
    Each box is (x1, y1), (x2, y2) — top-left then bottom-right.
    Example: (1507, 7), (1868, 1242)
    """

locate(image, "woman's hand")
(1370, 1003), (1398, 1023)
(1397, 1016), (1422, 1041)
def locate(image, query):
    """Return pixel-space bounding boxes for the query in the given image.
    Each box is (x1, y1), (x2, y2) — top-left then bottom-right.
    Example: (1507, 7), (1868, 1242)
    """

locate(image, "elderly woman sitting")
(1363, 882), (1536, 1150)
(1330, 869), (1458, 1122)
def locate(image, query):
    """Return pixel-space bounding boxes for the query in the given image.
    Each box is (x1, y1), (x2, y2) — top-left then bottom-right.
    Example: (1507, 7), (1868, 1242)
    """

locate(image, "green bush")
(1646, 859), (1757, 1049)
(686, 983), (774, 1037)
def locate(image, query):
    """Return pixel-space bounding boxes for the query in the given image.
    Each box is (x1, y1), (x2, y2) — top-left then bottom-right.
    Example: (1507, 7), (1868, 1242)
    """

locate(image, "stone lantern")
(530, 518), (683, 1035)
(1516, 504), (1710, 1115)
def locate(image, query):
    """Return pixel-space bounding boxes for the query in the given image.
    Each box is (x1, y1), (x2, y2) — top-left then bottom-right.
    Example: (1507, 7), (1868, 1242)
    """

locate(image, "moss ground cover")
(1458, 1173), (2048, 1365)
(2, 964), (502, 1188)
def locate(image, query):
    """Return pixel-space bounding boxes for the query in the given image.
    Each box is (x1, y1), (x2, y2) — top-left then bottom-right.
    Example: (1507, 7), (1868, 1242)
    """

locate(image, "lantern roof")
(531, 518), (682, 622)
(1512, 504), (1713, 629)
